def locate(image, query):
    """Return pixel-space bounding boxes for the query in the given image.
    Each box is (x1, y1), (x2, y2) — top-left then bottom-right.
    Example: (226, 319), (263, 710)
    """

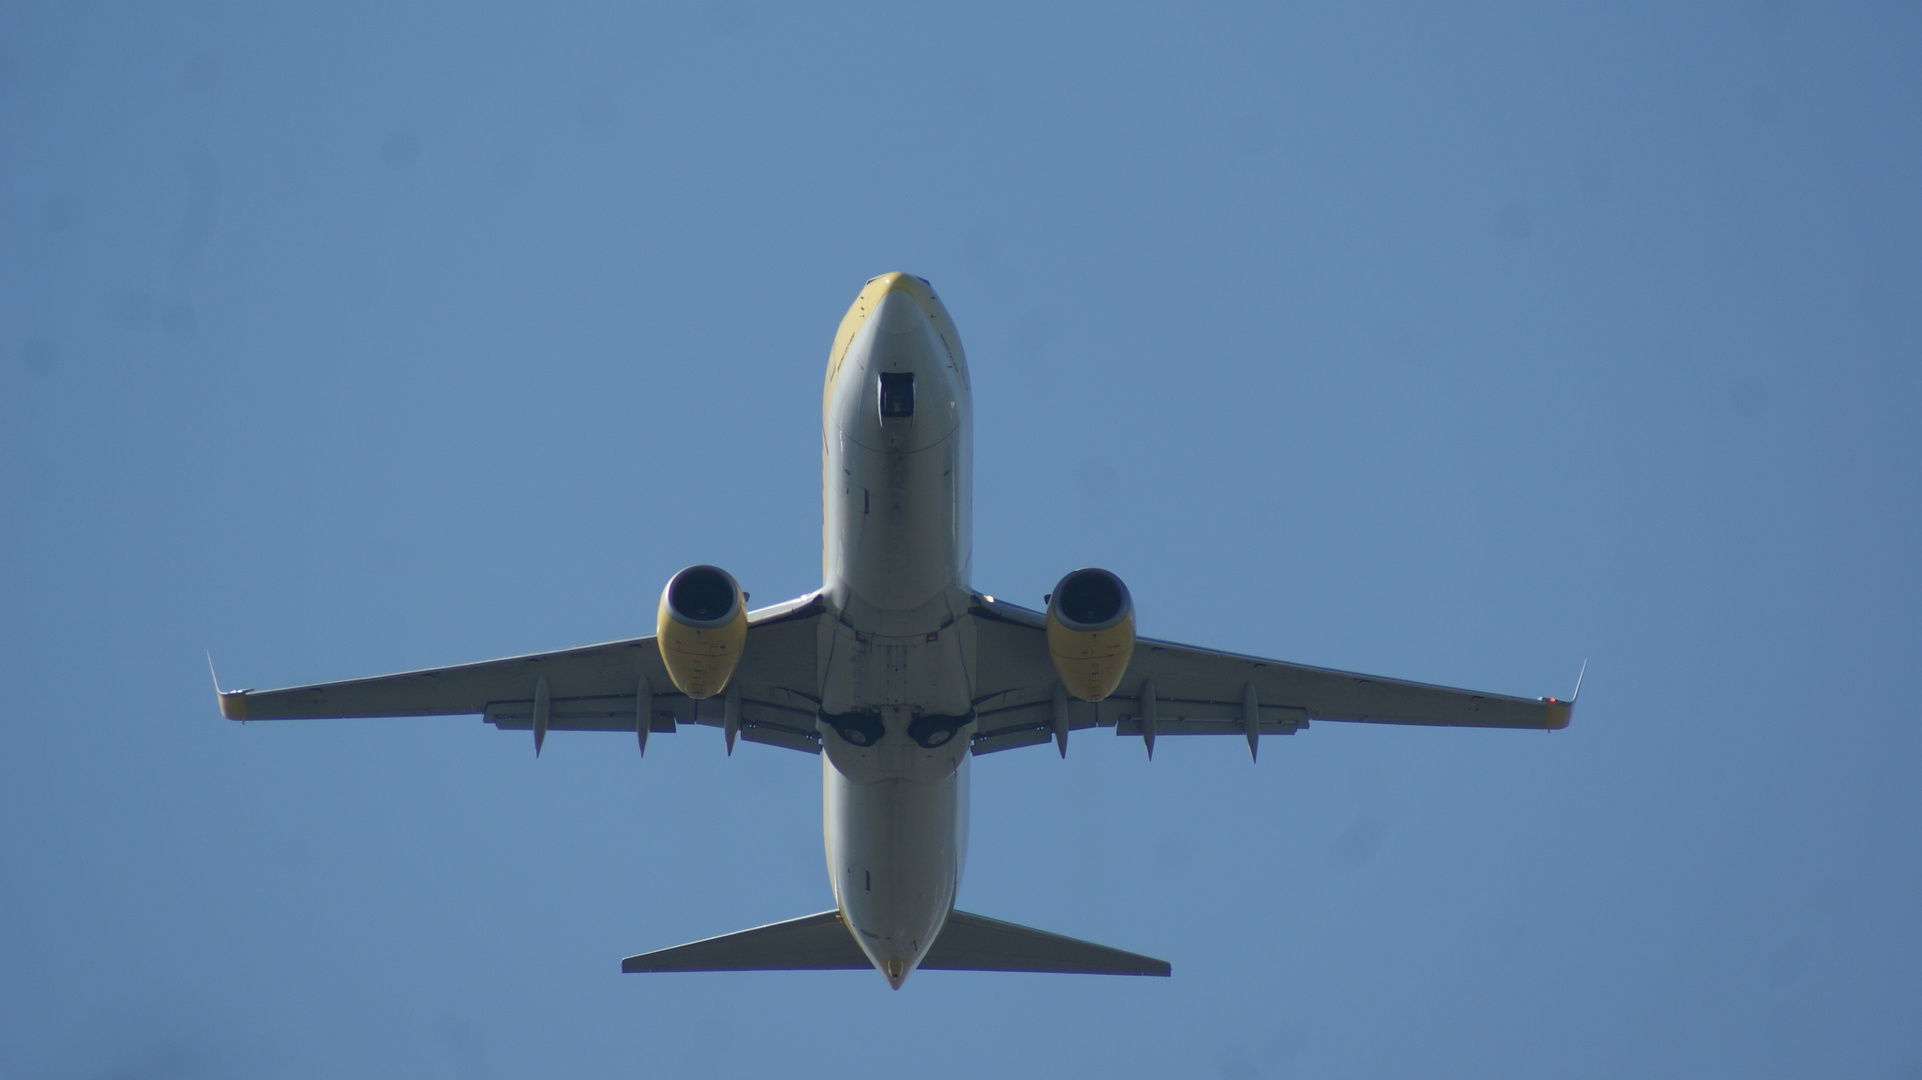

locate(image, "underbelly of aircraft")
(816, 602), (978, 982)
(823, 719), (971, 981)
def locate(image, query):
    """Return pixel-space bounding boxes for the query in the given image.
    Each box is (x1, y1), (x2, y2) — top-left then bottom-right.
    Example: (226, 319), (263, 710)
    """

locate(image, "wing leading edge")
(215, 593), (829, 754)
(967, 595), (1573, 755)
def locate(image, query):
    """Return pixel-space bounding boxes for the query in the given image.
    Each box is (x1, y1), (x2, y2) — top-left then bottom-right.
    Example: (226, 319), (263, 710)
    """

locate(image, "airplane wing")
(216, 594), (829, 754)
(965, 595), (1571, 756)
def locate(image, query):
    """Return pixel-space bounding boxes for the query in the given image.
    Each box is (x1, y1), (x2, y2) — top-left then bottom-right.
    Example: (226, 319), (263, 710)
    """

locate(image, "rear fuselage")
(817, 274), (975, 988)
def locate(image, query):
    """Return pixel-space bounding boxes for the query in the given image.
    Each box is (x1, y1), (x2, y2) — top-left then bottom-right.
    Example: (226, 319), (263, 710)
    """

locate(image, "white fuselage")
(817, 278), (975, 988)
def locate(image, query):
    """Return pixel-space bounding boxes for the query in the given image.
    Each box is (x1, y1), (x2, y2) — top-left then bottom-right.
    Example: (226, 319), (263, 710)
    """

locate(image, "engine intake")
(1046, 568), (1135, 702)
(656, 564), (747, 699)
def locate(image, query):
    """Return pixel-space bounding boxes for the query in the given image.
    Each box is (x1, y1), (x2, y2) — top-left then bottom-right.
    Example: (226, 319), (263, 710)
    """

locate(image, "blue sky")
(3, 3), (1919, 1077)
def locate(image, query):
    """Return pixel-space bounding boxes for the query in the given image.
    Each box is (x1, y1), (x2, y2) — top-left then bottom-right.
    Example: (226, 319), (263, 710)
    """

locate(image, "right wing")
(217, 593), (828, 753)
(967, 595), (1570, 755)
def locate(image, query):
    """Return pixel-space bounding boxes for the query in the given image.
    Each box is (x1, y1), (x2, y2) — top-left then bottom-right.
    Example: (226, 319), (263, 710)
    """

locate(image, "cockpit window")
(879, 372), (915, 419)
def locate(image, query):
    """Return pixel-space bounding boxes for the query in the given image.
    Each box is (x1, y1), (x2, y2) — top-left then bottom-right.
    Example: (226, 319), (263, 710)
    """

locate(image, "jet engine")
(1045, 567), (1135, 702)
(656, 564), (747, 699)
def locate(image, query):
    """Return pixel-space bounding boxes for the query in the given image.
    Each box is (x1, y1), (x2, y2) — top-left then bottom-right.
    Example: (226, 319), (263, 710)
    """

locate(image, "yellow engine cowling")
(656, 564), (747, 699)
(1045, 568), (1135, 702)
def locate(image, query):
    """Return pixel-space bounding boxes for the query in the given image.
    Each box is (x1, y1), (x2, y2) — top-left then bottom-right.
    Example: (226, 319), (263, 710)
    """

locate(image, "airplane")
(215, 272), (1575, 988)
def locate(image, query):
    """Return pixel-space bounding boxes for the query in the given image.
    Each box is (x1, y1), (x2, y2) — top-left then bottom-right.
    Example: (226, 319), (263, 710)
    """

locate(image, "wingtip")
(1539, 661), (1585, 730)
(209, 652), (251, 721)
(1542, 697), (1573, 730)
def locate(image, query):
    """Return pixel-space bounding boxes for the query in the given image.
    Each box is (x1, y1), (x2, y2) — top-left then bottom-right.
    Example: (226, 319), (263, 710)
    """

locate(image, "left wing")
(217, 594), (828, 753)
(967, 595), (1571, 756)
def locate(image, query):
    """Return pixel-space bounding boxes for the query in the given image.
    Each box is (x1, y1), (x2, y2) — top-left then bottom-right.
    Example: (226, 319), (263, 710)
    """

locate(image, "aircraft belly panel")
(830, 431), (963, 616)
(819, 621), (972, 719)
(824, 751), (967, 982)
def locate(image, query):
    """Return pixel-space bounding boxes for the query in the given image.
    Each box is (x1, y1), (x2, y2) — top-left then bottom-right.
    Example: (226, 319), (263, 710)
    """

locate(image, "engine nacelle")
(1045, 567), (1135, 702)
(656, 564), (747, 699)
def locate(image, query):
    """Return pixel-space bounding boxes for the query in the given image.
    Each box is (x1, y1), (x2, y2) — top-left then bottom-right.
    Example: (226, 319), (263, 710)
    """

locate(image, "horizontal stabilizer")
(621, 911), (863, 972)
(924, 910), (1170, 976)
(620, 910), (1170, 977)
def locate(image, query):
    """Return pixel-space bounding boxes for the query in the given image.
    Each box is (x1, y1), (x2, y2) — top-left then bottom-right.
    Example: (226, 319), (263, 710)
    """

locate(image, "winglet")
(209, 652), (249, 721)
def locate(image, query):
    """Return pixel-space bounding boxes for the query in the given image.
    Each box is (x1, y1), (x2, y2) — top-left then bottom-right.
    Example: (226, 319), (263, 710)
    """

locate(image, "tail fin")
(619, 909), (1169, 977)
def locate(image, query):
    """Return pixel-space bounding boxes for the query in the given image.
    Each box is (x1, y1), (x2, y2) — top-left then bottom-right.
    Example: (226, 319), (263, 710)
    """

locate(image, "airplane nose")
(826, 274), (958, 451)
(874, 288), (928, 336)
